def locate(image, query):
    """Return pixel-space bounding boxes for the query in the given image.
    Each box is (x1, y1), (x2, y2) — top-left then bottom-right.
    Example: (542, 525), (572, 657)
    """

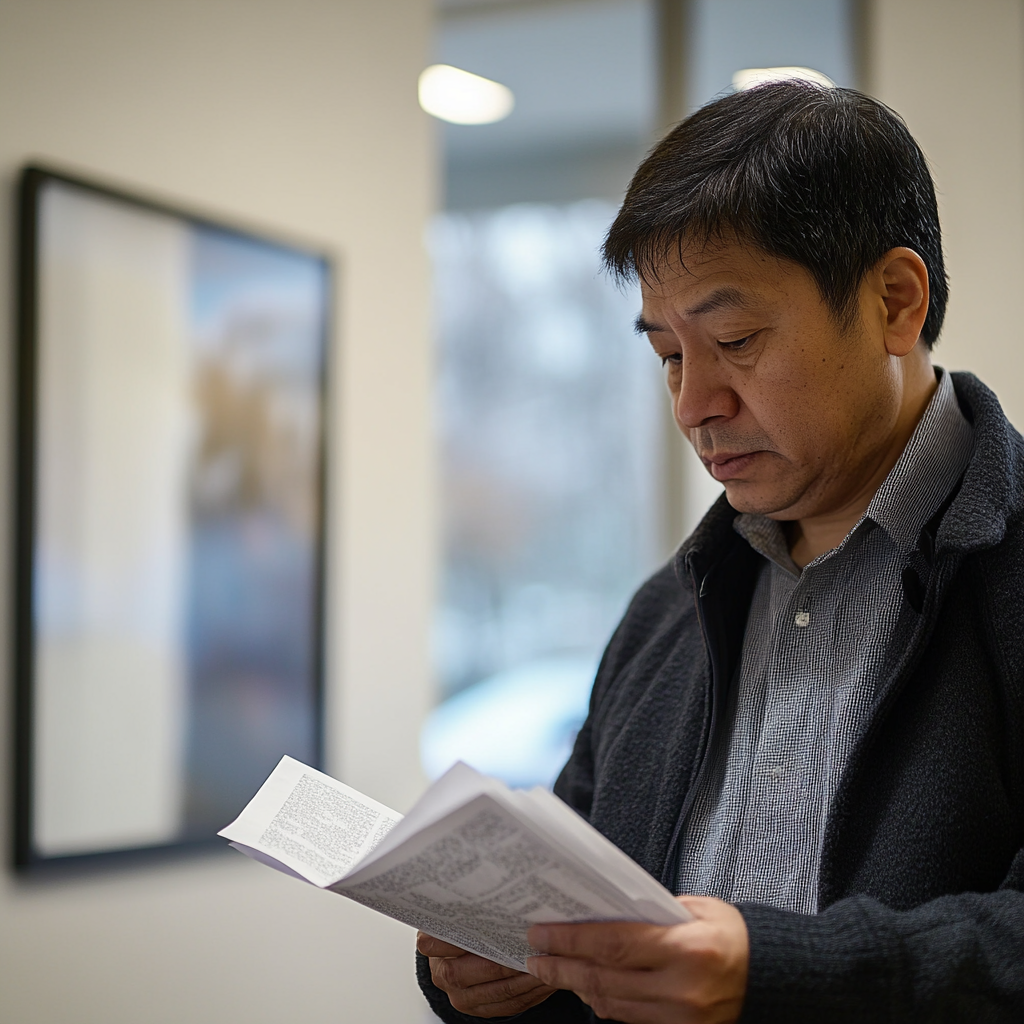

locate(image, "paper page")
(218, 756), (402, 888)
(333, 793), (674, 972)
(354, 761), (506, 872)
(227, 841), (313, 882)
(514, 787), (691, 924)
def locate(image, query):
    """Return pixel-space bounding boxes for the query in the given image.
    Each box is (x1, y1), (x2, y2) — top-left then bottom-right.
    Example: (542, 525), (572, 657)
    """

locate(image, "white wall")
(869, 0), (1024, 428)
(0, 2), (438, 1022)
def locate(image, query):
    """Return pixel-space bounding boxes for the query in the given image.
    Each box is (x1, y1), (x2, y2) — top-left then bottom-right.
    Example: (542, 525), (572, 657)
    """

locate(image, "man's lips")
(702, 451), (760, 481)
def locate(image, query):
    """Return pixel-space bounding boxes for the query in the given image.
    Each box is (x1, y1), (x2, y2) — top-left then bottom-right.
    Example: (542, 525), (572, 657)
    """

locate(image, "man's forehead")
(639, 278), (768, 324)
(638, 243), (791, 318)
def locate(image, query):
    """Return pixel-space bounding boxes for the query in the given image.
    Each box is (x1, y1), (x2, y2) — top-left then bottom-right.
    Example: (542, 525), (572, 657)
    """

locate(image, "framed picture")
(14, 166), (331, 870)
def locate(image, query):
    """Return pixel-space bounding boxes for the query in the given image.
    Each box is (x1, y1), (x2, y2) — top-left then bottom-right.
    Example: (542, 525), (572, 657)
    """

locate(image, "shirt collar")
(733, 368), (974, 572)
(732, 513), (799, 575)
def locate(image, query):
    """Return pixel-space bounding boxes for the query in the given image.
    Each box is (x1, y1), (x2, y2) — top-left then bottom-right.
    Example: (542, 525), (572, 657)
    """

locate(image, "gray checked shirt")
(675, 369), (974, 914)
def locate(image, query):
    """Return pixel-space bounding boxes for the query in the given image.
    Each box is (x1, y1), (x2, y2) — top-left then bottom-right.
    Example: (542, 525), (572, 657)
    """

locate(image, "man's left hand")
(525, 895), (749, 1024)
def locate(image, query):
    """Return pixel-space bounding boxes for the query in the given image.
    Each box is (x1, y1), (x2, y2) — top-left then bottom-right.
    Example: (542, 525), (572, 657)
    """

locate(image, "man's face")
(639, 238), (903, 521)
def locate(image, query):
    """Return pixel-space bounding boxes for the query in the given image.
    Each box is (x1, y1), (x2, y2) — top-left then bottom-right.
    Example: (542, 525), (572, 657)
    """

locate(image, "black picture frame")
(13, 165), (331, 873)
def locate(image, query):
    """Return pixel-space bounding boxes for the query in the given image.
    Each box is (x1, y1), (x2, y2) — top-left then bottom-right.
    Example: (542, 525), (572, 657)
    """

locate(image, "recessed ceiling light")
(732, 66), (836, 91)
(418, 64), (515, 125)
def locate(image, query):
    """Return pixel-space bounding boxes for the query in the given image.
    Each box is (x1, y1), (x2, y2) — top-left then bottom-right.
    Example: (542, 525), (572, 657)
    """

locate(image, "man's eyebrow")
(634, 288), (755, 334)
(685, 286), (753, 318)
(633, 314), (665, 334)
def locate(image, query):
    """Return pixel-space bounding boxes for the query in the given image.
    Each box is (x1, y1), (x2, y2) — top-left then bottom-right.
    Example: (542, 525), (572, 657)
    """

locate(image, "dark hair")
(603, 83), (948, 347)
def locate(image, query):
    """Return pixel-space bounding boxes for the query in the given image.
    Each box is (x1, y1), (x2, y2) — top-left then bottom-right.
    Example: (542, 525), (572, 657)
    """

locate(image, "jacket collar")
(942, 371), (1024, 554)
(674, 492), (741, 586)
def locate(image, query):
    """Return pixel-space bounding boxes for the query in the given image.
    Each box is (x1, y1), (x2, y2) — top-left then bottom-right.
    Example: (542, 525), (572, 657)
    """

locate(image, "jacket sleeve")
(739, 853), (1024, 1023)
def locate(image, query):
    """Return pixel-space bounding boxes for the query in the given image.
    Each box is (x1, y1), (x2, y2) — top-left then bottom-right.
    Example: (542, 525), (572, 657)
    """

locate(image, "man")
(417, 83), (1024, 1022)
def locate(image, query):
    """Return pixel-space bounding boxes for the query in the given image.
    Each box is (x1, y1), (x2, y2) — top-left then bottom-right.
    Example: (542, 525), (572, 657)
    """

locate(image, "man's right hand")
(417, 932), (557, 1018)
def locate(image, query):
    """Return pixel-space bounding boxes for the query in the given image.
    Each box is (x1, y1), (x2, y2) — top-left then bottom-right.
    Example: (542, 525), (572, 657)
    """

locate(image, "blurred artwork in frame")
(14, 166), (330, 869)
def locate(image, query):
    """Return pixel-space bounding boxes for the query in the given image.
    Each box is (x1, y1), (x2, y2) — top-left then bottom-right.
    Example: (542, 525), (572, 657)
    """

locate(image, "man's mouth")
(702, 451), (759, 481)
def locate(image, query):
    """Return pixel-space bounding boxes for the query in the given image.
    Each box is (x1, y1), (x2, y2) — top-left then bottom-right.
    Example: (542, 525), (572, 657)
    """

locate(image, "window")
(425, 0), (856, 789)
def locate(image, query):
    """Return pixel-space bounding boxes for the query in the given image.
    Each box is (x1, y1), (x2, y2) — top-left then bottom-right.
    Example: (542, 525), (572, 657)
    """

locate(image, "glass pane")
(690, 0), (856, 107)
(427, 201), (664, 788)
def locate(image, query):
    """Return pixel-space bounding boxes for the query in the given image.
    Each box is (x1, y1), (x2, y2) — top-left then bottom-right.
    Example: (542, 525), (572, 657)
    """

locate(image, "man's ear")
(878, 247), (930, 356)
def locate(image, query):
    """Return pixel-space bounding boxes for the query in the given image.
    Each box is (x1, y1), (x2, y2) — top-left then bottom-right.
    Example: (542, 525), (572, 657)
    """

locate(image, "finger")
(526, 956), (667, 1003)
(676, 894), (738, 922)
(471, 983), (558, 1017)
(451, 969), (555, 1009)
(416, 933), (469, 958)
(528, 921), (673, 968)
(430, 953), (523, 989)
(448, 980), (557, 1019)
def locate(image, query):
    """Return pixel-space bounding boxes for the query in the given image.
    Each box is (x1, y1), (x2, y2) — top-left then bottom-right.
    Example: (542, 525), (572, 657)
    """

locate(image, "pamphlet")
(219, 756), (691, 971)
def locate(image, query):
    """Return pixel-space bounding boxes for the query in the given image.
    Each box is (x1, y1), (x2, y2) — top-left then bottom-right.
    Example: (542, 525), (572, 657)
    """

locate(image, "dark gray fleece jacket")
(418, 371), (1024, 1023)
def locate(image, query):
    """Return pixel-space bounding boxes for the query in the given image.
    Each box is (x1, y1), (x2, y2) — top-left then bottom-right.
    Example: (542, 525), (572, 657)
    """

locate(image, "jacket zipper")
(660, 553), (723, 891)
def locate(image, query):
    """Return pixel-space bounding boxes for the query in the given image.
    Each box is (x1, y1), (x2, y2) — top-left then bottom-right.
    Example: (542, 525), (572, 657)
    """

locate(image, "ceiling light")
(418, 64), (515, 125)
(732, 66), (836, 92)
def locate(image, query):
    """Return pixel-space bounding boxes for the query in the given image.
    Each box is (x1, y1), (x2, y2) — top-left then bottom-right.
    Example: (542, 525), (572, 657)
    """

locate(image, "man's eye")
(660, 354), (682, 367)
(719, 334), (755, 351)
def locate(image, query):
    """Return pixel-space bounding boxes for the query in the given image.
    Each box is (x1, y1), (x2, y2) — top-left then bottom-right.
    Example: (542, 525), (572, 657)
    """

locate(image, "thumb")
(676, 894), (737, 921)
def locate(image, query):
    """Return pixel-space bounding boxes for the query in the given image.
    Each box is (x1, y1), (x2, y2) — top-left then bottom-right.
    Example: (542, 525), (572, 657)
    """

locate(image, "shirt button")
(794, 610), (810, 628)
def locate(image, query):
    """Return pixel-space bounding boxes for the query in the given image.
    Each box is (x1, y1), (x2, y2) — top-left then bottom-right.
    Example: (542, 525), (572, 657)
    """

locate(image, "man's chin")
(721, 479), (803, 518)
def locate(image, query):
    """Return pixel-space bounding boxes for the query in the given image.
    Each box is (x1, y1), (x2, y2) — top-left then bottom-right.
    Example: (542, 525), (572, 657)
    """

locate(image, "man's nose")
(673, 351), (739, 430)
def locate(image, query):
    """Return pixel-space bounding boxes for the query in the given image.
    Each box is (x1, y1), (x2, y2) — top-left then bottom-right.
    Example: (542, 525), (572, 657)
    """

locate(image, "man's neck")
(786, 358), (938, 569)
